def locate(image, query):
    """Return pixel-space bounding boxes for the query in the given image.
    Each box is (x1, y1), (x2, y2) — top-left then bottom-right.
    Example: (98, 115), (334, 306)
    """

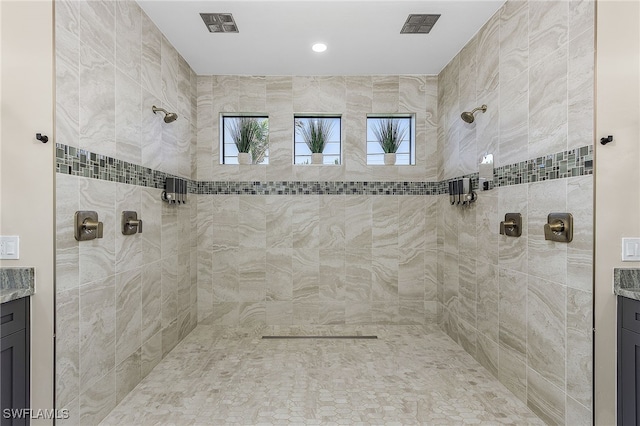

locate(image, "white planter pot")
(384, 153), (397, 165)
(237, 152), (251, 165)
(311, 153), (324, 165)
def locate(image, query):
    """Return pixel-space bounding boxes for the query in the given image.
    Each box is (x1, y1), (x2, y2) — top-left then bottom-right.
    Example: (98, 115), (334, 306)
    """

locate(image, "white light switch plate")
(0, 236), (20, 260)
(622, 238), (640, 261)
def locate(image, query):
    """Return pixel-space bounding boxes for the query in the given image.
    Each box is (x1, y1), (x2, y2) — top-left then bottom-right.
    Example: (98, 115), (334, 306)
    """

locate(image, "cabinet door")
(620, 328), (640, 426)
(1, 330), (28, 426)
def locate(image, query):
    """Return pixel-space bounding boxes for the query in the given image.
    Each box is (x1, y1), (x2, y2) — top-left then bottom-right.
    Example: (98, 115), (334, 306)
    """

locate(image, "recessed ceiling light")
(312, 43), (327, 53)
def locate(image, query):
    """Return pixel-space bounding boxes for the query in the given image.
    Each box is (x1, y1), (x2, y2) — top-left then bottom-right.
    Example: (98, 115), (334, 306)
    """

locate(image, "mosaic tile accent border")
(493, 145), (593, 187)
(56, 143), (593, 195)
(55, 144), (198, 193)
(197, 180), (444, 195)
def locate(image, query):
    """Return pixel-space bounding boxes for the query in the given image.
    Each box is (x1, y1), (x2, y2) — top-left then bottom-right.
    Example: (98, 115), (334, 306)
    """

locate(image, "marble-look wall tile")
(140, 330), (162, 377)
(116, 184), (142, 273)
(57, 1), (198, 417)
(529, 44), (568, 159)
(160, 37), (178, 110)
(476, 332), (499, 378)
(161, 255), (178, 328)
(345, 196), (372, 249)
(115, 70), (142, 165)
(292, 197), (319, 249)
(399, 197), (426, 249)
(56, 174), (79, 292)
(457, 256), (476, 327)
(372, 196), (398, 249)
(476, 14), (500, 97)
(79, 368), (115, 426)
(566, 287), (593, 408)
(78, 0), (115, 64)
(527, 179), (567, 285)
(345, 249), (372, 302)
(527, 367), (565, 425)
(568, 27), (594, 151)
(292, 248), (319, 303)
(498, 184), (528, 273)
(141, 261), (162, 343)
(319, 249), (345, 302)
(498, 268), (527, 360)
(476, 261), (498, 342)
(371, 248), (398, 301)
(115, 267), (142, 365)
(319, 196), (345, 249)
(115, 1), (141, 84)
(56, 288), (79, 409)
(238, 196), (266, 249)
(436, 2), (593, 421)
(293, 76), (346, 113)
(566, 395), (591, 426)
(499, 345), (527, 403)
(499, 72), (529, 166)
(527, 276), (566, 389)
(79, 276), (115, 388)
(238, 249), (266, 302)
(56, 27), (79, 148)
(266, 301), (293, 325)
(78, 179), (116, 285)
(475, 189), (498, 266)
(79, 43), (116, 157)
(567, 176), (593, 292)
(266, 249), (293, 302)
(372, 76), (399, 112)
(115, 349), (141, 404)
(500, 0), (528, 81)
(529, 0), (568, 67)
(398, 249), (425, 301)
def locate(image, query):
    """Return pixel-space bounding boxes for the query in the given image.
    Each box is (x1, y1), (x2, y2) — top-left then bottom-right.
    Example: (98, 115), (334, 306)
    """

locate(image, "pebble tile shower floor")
(100, 325), (543, 425)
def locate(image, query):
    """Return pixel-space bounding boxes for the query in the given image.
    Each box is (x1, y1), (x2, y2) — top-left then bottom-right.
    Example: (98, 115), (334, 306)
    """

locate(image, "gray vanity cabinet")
(618, 295), (640, 425)
(1, 297), (30, 426)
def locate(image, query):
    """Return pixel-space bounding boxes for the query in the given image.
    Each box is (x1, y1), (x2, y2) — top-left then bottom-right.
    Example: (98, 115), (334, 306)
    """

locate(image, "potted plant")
(372, 118), (407, 165)
(227, 117), (262, 165)
(296, 118), (334, 164)
(250, 119), (269, 165)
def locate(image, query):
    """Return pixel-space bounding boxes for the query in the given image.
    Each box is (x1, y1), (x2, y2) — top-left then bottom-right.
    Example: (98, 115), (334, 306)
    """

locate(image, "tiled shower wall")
(54, 1), (198, 424)
(196, 76), (440, 326)
(437, 1), (594, 425)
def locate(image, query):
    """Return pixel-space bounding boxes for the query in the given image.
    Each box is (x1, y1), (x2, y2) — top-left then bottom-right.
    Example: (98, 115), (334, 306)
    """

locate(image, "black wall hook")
(36, 133), (48, 143)
(600, 135), (613, 145)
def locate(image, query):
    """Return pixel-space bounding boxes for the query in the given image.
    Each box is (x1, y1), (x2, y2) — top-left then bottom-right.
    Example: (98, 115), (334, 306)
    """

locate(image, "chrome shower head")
(460, 104), (487, 123)
(152, 105), (178, 123)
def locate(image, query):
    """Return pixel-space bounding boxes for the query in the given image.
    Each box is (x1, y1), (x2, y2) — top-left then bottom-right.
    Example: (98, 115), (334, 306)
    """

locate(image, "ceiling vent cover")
(400, 14), (440, 34)
(200, 13), (238, 33)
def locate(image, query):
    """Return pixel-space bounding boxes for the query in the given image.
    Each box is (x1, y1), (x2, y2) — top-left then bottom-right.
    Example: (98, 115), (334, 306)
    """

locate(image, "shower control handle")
(499, 213), (522, 237)
(122, 211), (143, 235)
(75, 211), (104, 241)
(84, 219), (103, 238)
(544, 213), (573, 243)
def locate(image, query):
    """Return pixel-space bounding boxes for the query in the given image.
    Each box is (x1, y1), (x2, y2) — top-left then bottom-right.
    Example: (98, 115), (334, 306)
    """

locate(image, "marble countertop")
(0, 267), (35, 304)
(614, 268), (640, 301)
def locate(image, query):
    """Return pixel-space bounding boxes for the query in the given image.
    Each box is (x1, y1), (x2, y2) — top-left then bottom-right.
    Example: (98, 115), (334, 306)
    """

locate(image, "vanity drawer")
(1, 297), (28, 338)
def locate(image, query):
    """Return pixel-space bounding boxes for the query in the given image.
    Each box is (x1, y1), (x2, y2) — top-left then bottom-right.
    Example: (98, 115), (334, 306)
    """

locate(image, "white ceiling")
(137, 0), (506, 76)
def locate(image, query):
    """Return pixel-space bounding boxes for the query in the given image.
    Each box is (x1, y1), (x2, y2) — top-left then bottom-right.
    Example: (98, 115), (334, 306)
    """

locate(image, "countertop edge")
(0, 267), (35, 304)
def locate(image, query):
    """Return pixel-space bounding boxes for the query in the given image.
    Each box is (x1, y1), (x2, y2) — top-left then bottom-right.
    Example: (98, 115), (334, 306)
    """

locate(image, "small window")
(294, 116), (341, 165)
(221, 115), (269, 164)
(366, 116), (414, 165)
